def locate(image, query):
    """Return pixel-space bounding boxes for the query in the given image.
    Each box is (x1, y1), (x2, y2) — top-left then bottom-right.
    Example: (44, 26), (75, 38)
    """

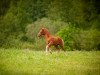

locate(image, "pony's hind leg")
(60, 45), (67, 55)
(59, 39), (66, 52)
(55, 45), (60, 53)
(61, 45), (65, 51)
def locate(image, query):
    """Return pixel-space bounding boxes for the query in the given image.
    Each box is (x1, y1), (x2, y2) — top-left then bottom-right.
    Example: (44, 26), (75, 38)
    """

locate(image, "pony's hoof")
(46, 53), (48, 55)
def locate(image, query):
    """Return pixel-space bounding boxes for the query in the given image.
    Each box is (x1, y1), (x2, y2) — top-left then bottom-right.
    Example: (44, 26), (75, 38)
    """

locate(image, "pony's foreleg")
(46, 45), (49, 55)
(45, 42), (53, 55)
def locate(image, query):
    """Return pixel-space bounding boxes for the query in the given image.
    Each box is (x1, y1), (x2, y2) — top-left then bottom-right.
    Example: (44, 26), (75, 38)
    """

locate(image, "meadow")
(0, 0), (100, 75)
(0, 49), (100, 75)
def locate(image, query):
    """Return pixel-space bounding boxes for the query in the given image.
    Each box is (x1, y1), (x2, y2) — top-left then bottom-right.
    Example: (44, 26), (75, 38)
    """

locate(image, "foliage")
(47, 0), (99, 29)
(57, 24), (80, 50)
(0, 0), (100, 50)
(57, 25), (100, 50)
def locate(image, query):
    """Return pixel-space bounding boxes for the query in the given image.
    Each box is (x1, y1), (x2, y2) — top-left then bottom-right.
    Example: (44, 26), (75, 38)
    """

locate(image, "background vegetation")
(0, 0), (100, 50)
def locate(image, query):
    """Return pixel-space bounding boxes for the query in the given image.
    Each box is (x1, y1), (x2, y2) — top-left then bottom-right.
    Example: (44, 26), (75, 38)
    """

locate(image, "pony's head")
(37, 28), (46, 37)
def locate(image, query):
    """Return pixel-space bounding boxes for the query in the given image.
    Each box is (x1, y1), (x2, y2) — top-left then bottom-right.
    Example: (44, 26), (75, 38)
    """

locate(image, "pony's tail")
(61, 39), (66, 51)
(61, 39), (67, 56)
(62, 39), (64, 47)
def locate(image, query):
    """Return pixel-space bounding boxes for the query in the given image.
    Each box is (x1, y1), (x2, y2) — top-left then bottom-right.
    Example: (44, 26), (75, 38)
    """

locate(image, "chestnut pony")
(37, 28), (66, 55)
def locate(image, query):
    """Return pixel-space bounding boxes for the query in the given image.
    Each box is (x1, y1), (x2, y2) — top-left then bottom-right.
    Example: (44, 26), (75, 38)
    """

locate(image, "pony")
(37, 28), (66, 55)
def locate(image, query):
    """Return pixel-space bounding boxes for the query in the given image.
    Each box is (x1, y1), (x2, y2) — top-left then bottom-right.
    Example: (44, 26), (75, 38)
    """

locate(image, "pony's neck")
(44, 30), (51, 40)
(45, 33), (50, 39)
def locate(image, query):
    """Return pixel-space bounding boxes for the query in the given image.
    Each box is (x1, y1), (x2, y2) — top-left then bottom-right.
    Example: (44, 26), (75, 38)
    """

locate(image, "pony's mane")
(42, 28), (50, 34)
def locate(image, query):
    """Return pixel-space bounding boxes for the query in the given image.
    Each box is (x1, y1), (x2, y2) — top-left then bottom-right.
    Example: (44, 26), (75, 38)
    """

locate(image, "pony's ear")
(41, 27), (45, 30)
(40, 27), (43, 30)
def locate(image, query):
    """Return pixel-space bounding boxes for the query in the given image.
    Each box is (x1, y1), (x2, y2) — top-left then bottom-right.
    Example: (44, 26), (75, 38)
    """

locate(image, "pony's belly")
(48, 37), (62, 45)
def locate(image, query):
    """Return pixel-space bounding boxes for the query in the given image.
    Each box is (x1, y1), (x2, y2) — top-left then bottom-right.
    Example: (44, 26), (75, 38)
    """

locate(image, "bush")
(57, 24), (79, 51)
(75, 29), (100, 50)
(57, 25), (100, 51)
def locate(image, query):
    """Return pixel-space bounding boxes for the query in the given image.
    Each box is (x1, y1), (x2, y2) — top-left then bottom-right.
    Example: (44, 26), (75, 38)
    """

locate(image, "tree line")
(0, 0), (100, 50)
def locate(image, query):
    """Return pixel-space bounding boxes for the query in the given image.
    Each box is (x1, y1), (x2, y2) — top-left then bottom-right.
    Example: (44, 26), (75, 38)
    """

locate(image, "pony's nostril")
(37, 35), (39, 37)
(37, 34), (40, 37)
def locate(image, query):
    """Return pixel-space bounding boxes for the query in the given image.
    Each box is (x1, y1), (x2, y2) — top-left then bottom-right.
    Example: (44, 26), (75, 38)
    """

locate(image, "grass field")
(0, 49), (100, 75)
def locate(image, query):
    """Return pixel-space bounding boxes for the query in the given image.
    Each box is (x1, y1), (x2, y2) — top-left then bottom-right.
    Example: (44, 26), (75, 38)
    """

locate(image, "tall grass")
(0, 49), (100, 75)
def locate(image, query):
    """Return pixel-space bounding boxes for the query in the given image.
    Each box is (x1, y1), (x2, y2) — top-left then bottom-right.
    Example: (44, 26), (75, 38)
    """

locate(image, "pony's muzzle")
(37, 33), (41, 38)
